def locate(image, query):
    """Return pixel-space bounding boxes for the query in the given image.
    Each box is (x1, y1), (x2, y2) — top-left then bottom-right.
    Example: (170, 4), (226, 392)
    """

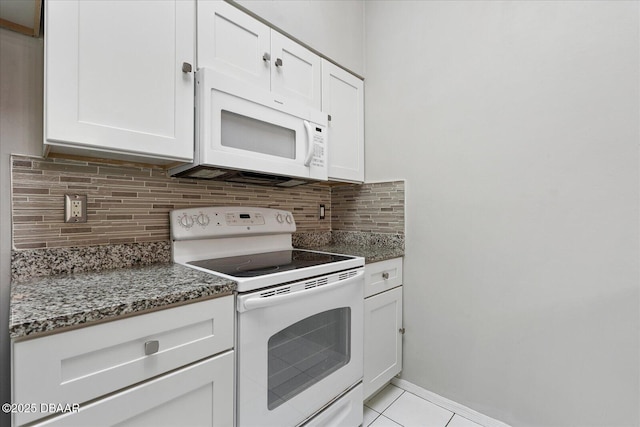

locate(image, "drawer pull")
(382, 272), (390, 280)
(144, 340), (159, 355)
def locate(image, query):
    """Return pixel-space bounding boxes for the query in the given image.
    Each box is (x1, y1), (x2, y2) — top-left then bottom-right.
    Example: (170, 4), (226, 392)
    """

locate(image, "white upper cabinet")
(197, 0), (322, 110)
(270, 31), (321, 110)
(197, 0), (270, 89)
(322, 60), (364, 182)
(44, 0), (195, 163)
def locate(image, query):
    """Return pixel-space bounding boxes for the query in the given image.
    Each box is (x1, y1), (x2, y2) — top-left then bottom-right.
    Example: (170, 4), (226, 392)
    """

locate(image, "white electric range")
(171, 206), (364, 427)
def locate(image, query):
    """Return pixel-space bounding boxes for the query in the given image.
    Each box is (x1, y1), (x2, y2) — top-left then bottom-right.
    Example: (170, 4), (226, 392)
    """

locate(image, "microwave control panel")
(311, 126), (326, 168)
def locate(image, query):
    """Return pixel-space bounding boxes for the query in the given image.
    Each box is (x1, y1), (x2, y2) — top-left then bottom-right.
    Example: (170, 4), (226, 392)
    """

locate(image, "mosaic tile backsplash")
(331, 180), (405, 233)
(11, 155), (331, 249)
(11, 155), (404, 279)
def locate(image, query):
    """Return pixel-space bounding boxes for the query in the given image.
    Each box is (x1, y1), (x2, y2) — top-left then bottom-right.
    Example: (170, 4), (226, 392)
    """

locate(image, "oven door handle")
(240, 270), (364, 312)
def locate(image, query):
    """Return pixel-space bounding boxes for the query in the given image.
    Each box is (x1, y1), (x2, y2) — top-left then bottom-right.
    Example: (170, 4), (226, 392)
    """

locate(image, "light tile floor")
(364, 383), (484, 427)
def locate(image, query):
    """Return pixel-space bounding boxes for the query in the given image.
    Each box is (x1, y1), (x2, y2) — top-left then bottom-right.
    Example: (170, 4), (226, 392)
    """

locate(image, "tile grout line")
(380, 389), (405, 414)
(382, 385), (459, 427)
(364, 387), (405, 413)
(379, 389), (406, 426)
(390, 379), (502, 427)
(444, 412), (455, 427)
(365, 406), (382, 427)
(364, 385), (406, 426)
(402, 389), (460, 422)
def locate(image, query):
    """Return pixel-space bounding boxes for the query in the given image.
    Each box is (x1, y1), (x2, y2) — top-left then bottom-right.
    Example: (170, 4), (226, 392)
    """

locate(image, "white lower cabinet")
(363, 259), (404, 400)
(31, 351), (234, 427)
(12, 296), (234, 427)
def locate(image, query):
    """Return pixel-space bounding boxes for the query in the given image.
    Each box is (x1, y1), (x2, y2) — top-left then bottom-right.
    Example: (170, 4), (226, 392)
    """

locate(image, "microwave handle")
(303, 120), (314, 167)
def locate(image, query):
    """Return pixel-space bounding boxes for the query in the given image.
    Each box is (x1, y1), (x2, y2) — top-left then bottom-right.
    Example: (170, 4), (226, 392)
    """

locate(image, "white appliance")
(170, 69), (328, 187)
(171, 207), (364, 427)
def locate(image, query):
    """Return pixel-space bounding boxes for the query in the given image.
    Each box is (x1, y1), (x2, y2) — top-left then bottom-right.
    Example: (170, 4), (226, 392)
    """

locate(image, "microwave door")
(221, 110), (297, 161)
(198, 74), (326, 181)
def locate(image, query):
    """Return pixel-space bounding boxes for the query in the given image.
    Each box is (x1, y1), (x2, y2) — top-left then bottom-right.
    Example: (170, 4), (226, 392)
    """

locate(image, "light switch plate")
(64, 194), (87, 223)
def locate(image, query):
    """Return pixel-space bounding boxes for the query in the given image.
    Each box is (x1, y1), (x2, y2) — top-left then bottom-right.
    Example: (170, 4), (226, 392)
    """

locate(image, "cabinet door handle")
(399, 328), (406, 335)
(182, 62), (192, 73)
(275, 58), (283, 67)
(263, 52), (271, 62)
(382, 272), (390, 280)
(144, 340), (159, 355)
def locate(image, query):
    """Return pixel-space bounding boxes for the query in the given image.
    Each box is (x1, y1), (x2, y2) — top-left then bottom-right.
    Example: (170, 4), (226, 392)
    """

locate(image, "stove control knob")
(276, 213), (284, 223)
(196, 213), (210, 227)
(178, 213), (194, 229)
(285, 214), (293, 224)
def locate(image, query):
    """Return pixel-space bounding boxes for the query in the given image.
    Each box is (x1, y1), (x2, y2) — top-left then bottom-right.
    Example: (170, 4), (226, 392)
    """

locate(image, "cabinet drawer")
(12, 296), (233, 426)
(364, 258), (403, 298)
(31, 351), (234, 427)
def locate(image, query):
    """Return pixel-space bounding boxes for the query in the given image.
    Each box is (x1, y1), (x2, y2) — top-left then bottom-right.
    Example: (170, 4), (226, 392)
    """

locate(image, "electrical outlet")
(64, 194), (87, 223)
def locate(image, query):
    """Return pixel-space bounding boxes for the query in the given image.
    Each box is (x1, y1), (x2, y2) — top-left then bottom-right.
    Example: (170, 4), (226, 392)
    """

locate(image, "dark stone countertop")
(295, 243), (404, 263)
(294, 230), (404, 263)
(10, 263), (236, 340)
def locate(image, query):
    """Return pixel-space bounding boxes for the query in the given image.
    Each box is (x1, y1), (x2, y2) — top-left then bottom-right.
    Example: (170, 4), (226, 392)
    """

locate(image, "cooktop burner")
(187, 250), (353, 278)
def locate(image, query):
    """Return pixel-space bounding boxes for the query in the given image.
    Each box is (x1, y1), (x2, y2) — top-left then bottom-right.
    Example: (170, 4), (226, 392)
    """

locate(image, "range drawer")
(12, 295), (234, 426)
(364, 258), (403, 298)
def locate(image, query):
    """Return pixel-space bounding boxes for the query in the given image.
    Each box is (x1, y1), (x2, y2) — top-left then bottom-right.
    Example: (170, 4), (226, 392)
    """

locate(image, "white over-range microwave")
(170, 68), (328, 187)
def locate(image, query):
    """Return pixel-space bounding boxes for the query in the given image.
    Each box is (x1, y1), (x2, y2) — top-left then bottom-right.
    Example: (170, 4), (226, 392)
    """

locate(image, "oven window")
(221, 110), (296, 159)
(267, 308), (351, 410)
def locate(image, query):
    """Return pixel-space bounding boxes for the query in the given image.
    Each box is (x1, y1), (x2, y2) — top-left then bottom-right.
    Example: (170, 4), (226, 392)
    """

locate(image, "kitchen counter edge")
(10, 263), (236, 340)
(296, 244), (404, 264)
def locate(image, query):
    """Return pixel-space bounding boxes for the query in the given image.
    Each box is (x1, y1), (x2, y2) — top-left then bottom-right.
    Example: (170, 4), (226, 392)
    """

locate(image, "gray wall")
(364, 1), (639, 426)
(0, 27), (43, 425)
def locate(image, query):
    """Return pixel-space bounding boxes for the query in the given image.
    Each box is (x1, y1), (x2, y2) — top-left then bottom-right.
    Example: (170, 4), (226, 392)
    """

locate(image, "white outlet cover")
(64, 194), (87, 223)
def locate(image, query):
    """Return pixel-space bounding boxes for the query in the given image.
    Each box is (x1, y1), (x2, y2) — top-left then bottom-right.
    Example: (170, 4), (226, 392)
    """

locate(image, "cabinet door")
(197, 0), (270, 89)
(31, 351), (234, 427)
(45, 0), (194, 162)
(13, 296), (234, 426)
(364, 286), (403, 400)
(271, 31), (322, 110)
(321, 60), (364, 182)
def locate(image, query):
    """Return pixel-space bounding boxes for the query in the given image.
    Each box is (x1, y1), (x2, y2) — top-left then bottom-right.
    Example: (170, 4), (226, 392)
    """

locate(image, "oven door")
(236, 268), (364, 427)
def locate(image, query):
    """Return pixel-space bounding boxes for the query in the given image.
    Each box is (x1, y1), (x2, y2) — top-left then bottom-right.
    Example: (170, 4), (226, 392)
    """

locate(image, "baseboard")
(390, 378), (512, 427)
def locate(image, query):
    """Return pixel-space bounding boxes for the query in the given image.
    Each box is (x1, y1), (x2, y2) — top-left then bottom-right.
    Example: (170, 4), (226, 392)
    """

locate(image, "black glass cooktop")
(188, 250), (353, 278)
